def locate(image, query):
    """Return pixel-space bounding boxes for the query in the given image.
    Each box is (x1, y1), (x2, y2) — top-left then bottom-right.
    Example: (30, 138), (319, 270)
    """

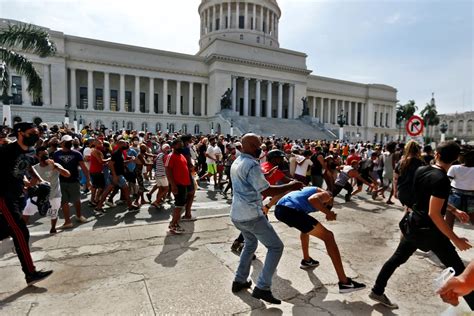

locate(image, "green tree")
(420, 95), (440, 142)
(404, 100), (418, 118)
(0, 23), (56, 102)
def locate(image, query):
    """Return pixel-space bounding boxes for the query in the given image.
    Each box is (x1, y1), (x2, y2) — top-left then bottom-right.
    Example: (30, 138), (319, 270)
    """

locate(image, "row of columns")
(309, 97), (365, 127)
(69, 68), (207, 117)
(373, 104), (392, 128)
(231, 77), (294, 119)
(202, 2), (278, 36)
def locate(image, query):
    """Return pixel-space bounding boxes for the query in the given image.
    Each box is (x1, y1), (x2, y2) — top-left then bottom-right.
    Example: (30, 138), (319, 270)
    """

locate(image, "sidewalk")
(1, 198), (473, 315)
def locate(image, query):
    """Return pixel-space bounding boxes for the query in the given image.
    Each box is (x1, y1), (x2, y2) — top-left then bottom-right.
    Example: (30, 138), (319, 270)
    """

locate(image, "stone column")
(266, 8), (270, 33)
(228, 2), (231, 28)
(43, 64), (51, 106)
(232, 76), (237, 111)
(104, 72), (110, 111)
(277, 82), (283, 118)
(119, 74), (125, 112)
(70, 68), (77, 109)
(21, 76), (30, 105)
(205, 9), (209, 32)
(255, 79), (261, 117)
(252, 3), (256, 30)
(312, 97), (316, 118)
(212, 5), (216, 31)
(219, 4), (223, 30)
(327, 99), (332, 124)
(320, 98), (325, 123)
(236, 2), (239, 28)
(347, 101), (352, 126)
(244, 2), (248, 29)
(266, 81), (272, 118)
(201, 83), (206, 116)
(176, 80), (181, 115)
(134, 76), (140, 113)
(162, 79), (168, 115)
(288, 84), (294, 119)
(260, 5), (264, 31)
(87, 70), (93, 110)
(149, 78), (154, 114)
(189, 82), (194, 116)
(243, 78), (249, 116)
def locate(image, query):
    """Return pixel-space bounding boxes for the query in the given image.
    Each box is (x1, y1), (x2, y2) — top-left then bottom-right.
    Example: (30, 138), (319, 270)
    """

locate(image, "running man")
(275, 187), (366, 293)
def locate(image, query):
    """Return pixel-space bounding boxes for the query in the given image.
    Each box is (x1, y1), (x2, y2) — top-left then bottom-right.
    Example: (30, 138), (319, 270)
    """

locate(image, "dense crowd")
(0, 121), (473, 310)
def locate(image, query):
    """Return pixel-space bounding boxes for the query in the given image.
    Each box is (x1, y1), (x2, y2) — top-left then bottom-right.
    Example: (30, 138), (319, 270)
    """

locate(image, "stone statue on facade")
(301, 97), (309, 116)
(220, 88), (233, 110)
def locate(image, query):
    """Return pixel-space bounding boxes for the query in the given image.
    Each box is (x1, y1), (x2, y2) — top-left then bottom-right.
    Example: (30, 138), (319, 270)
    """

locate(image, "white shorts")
(155, 176), (169, 187)
(23, 197), (61, 219)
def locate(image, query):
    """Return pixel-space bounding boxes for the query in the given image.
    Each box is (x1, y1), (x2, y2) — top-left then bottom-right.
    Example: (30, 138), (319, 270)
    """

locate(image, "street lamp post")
(64, 104), (71, 125)
(211, 122), (214, 135)
(337, 109), (346, 141)
(230, 119), (234, 137)
(79, 115), (84, 131)
(73, 111), (78, 131)
(439, 122), (448, 142)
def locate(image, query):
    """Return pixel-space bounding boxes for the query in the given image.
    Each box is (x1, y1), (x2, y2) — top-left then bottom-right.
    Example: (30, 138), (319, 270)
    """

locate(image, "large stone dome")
(198, 0), (281, 51)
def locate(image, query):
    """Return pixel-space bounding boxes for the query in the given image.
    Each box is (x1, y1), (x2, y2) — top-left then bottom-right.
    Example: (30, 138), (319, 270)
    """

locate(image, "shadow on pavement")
(0, 286), (47, 306)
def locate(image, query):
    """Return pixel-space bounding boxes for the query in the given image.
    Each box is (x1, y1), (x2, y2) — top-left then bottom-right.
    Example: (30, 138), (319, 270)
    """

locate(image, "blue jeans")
(232, 216), (284, 291)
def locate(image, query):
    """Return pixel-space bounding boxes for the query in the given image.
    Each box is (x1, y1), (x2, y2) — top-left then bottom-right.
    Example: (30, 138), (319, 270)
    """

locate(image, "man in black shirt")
(0, 122), (53, 286)
(369, 141), (474, 310)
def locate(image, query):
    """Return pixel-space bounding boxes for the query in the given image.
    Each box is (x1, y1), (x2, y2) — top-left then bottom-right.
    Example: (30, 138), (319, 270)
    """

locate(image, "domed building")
(1, 0), (398, 142)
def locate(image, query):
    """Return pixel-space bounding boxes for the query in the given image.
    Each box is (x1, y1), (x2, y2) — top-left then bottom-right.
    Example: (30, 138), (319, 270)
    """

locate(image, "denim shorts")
(449, 190), (474, 213)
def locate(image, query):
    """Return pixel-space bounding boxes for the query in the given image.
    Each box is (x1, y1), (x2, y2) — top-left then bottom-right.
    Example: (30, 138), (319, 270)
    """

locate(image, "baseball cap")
(61, 135), (74, 142)
(267, 149), (286, 160)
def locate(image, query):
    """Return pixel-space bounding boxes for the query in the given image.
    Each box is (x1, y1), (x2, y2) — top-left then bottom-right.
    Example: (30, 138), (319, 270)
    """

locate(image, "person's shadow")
(0, 286), (47, 307)
(154, 221), (200, 268)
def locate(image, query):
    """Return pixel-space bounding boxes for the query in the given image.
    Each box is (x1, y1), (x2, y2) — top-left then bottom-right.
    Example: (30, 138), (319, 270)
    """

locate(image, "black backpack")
(396, 158), (424, 207)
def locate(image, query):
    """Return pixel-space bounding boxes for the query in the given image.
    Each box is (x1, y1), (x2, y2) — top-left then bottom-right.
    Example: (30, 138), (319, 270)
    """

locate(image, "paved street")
(1, 185), (474, 315)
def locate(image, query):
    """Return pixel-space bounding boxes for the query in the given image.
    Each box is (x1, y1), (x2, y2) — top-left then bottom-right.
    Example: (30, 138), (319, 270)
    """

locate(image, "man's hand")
(437, 276), (470, 306)
(453, 237), (472, 251)
(453, 209), (470, 224)
(325, 211), (337, 221)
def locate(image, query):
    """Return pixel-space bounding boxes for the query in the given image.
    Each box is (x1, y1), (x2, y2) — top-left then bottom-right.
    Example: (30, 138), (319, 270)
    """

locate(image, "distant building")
(429, 111), (474, 142)
(1, 0), (398, 142)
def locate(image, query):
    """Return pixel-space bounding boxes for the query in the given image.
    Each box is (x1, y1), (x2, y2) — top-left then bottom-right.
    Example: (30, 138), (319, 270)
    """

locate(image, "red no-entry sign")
(406, 115), (425, 137)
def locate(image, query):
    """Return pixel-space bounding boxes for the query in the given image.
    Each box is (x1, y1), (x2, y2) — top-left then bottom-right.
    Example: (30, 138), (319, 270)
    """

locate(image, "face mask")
(23, 134), (39, 147)
(255, 148), (262, 158)
(40, 154), (49, 162)
(175, 148), (183, 154)
(64, 142), (73, 149)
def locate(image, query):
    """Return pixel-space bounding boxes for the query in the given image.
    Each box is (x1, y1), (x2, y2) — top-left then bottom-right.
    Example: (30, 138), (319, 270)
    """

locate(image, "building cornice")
(309, 74), (397, 92)
(205, 54), (312, 75)
(307, 87), (397, 103)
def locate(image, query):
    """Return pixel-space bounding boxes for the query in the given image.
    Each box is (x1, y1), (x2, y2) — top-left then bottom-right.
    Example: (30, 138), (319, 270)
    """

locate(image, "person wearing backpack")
(393, 140), (425, 209)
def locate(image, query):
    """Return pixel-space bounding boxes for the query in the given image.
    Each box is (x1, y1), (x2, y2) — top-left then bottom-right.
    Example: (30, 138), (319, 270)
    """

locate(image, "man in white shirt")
(200, 137), (221, 186)
(294, 150), (313, 185)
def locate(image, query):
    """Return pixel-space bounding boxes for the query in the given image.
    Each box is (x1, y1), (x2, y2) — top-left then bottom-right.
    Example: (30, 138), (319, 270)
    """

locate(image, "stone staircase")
(218, 110), (337, 140)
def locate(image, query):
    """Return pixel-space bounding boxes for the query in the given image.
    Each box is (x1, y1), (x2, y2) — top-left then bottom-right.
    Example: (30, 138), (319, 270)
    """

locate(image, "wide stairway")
(221, 112), (337, 140)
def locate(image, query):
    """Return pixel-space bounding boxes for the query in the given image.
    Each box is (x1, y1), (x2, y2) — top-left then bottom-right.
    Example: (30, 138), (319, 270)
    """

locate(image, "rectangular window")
(210, 22), (213, 32)
(239, 16), (244, 29)
(374, 112), (378, 126)
(225, 16), (228, 28)
(239, 98), (244, 115)
(251, 18), (254, 30)
(386, 113), (390, 128)
(215, 18), (220, 31)
(110, 90), (118, 111)
(95, 88), (103, 110)
(79, 87), (88, 109)
(167, 94), (172, 113)
(263, 21), (266, 33)
(180, 96), (184, 114)
(125, 91), (132, 112)
(154, 93), (159, 113)
(380, 112), (383, 127)
(140, 92), (146, 113)
(12, 76), (22, 105)
(357, 112), (361, 126)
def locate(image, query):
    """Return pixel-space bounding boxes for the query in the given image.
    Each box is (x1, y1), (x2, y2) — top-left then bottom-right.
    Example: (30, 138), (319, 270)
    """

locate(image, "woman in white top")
(446, 145), (474, 227)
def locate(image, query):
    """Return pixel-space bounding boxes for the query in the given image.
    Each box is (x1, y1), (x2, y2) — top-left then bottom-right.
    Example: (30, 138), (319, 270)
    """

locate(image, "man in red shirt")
(346, 148), (361, 166)
(165, 138), (191, 235)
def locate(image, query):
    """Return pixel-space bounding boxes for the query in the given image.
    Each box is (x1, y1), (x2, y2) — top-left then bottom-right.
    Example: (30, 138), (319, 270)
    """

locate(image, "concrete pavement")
(1, 191), (474, 315)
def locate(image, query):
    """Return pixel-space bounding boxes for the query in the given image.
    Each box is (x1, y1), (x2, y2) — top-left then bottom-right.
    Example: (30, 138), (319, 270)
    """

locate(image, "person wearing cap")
(0, 122), (54, 286)
(53, 134), (92, 228)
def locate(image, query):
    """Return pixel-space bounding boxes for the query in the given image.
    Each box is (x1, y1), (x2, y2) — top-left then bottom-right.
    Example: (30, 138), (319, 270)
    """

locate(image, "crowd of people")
(0, 121), (473, 310)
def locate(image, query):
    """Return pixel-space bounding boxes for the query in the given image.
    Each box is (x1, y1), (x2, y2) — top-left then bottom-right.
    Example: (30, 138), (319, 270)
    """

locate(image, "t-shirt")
(127, 148), (138, 172)
(310, 153), (324, 176)
(294, 155), (313, 177)
(448, 165), (474, 191)
(412, 165), (451, 227)
(277, 187), (318, 214)
(83, 147), (92, 169)
(165, 152), (190, 186)
(335, 165), (354, 186)
(111, 150), (125, 176)
(382, 152), (394, 179)
(0, 142), (36, 209)
(53, 149), (84, 183)
(206, 145), (221, 164)
(34, 163), (61, 198)
(261, 161), (285, 185)
(346, 154), (361, 166)
(155, 153), (167, 178)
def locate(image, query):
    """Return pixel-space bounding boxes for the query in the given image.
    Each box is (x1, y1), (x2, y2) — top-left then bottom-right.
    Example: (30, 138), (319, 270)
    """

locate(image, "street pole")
(337, 109), (346, 141)
(440, 122), (448, 143)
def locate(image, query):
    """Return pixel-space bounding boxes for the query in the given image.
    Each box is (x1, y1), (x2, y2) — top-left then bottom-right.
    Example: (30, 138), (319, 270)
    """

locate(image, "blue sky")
(1, 0), (472, 114)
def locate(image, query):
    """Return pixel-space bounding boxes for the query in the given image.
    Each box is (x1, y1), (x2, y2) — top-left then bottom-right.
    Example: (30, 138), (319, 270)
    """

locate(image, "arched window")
(111, 121), (119, 132)
(169, 123), (175, 133)
(141, 122), (148, 132)
(95, 120), (103, 130)
(126, 121), (134, 130)
(155, 123), (161, 133)
(33, 117), (42, 126)
(458, 120), (464, 135)
(182, 124), (187, 134)
(194, 124), (200, 135)
(13, 116), (22, 124)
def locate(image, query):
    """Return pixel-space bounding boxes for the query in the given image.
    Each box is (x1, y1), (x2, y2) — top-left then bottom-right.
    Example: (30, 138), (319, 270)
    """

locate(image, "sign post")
(406, 115), (425, 138)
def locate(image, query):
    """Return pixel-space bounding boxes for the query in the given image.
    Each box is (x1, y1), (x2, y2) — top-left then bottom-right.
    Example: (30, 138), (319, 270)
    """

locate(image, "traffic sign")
(406, 115), (425, 137)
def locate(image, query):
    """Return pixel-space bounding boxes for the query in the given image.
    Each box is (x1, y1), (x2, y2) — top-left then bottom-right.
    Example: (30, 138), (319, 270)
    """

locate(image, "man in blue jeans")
(230, 133), (303, 304)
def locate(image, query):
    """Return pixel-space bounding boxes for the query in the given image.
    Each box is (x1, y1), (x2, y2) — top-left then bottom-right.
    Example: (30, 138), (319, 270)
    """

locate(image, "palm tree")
(396, 103), (406, 140)
(420, 93), (440, 142)
(1, 23), (56, 102)
(395, 100), (418, 140)
(404, 100), (418, 118)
